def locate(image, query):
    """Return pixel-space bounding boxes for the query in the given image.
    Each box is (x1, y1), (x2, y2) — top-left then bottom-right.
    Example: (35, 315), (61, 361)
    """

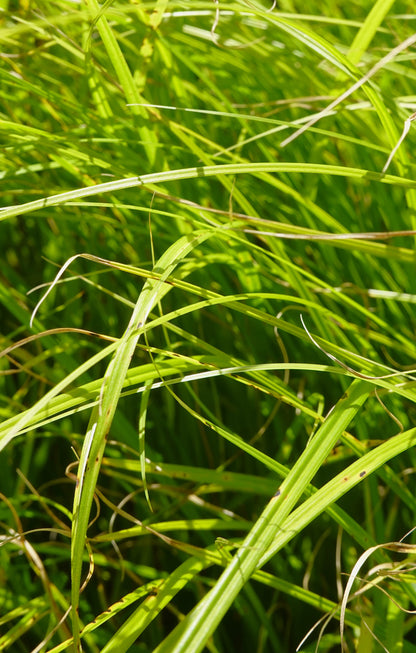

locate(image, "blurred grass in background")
(2, 1), (416, 651)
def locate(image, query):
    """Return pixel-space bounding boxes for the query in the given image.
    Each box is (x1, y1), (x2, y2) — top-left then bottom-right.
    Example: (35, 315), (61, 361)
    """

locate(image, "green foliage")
(1, 1), (416, 651)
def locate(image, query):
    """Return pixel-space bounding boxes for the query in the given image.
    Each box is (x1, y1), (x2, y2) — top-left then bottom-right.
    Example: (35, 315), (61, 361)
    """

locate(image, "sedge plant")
(2, 2), (416, 652)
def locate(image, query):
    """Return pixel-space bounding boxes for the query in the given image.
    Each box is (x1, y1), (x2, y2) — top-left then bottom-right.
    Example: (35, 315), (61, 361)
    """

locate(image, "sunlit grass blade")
(84, 0), (158, 164)
(347, 0), (396, 64)
(70, 231), (211, 648)
(153, 379), (372, 652)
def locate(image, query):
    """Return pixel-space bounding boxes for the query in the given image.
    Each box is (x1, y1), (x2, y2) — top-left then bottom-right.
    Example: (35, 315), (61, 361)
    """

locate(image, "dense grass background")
(2, 1), (416, 651)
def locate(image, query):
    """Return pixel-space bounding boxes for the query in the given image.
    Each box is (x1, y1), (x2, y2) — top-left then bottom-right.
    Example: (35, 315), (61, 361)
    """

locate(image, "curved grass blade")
(153, 379), (372, 653)
(70, 230), (211, 650)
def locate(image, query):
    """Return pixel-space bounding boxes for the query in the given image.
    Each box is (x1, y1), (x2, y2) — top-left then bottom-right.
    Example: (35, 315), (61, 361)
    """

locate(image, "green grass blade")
(153, 379), (372, 653)
(347, 0), (396, 65)
(1, 163), (416, 222)
(70, 231), (211, 648)
(84, 0), (158, 163)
